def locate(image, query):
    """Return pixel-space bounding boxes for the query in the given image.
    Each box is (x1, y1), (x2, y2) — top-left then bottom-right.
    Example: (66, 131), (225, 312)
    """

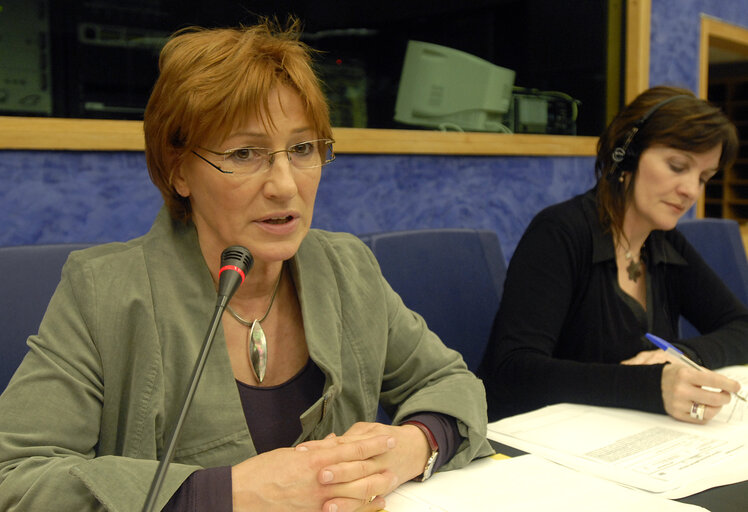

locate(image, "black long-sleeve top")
(479, 189), (748, 421)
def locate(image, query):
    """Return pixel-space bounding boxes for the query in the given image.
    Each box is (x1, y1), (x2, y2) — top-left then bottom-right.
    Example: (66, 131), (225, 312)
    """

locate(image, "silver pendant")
(248, 320), (268, 383)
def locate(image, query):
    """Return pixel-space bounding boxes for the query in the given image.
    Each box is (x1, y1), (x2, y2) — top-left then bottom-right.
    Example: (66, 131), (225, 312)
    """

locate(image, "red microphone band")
(219, 265), (246, 283)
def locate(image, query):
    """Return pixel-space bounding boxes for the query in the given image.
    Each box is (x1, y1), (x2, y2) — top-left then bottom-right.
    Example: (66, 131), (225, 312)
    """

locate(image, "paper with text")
(487, 395), (748, 498)
(713, 365), (748, 423)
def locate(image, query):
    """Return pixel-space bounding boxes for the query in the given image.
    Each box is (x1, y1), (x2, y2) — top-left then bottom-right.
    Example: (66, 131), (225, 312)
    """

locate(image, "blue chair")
(676, 218), (748, 338)
(359, 228), (507, 373)
(0, 243), (92, 391)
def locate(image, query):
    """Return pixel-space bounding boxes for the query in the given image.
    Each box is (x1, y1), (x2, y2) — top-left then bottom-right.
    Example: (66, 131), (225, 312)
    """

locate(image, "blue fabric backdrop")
(0, 150), (595, 261)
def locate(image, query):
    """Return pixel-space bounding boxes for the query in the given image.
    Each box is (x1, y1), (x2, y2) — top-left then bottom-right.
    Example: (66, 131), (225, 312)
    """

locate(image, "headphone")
(607, 94), (691, 181)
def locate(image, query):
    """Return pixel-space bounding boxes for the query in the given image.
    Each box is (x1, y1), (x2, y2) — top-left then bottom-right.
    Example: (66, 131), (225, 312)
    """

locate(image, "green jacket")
(0, 208), (492, 511)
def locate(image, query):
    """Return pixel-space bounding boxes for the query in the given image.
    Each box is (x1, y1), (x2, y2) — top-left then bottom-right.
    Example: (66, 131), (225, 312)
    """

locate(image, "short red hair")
(144, 19), (332, 223)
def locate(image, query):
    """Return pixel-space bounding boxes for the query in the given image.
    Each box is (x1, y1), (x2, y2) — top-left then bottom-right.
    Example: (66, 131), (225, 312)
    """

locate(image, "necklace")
(226, 266), (283, 383)
(624, 247), (643, 283)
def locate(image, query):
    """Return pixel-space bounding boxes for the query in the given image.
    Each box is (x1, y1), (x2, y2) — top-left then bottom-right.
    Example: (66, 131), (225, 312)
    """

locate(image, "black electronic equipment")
(503, 88), (580, 135)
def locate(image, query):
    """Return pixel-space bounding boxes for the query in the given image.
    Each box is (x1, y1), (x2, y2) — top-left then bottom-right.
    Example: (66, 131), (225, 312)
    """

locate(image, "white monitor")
(394, 40), (516, 132)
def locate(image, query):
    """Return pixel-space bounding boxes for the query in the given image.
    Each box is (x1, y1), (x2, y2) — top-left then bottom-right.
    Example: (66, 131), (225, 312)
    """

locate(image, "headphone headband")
(608, 94), (691, 176)
(634, 94), (690, 128)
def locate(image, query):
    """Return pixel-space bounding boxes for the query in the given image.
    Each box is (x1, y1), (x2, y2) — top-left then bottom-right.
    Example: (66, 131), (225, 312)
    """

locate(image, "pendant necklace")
(226, 266), (283, 383)
(624, 245), (643, 282)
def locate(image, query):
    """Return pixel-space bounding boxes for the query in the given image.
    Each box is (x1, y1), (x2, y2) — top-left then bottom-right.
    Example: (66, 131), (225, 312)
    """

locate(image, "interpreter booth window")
(0, 0), (625, 137)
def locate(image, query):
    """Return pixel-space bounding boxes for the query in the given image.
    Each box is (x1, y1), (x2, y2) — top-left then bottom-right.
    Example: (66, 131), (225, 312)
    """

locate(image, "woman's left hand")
(296, 422), (431, 511)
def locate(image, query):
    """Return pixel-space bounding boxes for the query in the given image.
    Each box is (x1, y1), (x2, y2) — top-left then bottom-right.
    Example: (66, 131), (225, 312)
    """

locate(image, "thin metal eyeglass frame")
(190, 138), (335, 176)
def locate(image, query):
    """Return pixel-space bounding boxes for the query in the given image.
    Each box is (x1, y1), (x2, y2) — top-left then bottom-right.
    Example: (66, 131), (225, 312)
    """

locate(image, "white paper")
(713, 365), (748, 423)
(382, 454), (707, 511)
(487, 398), (748, 499)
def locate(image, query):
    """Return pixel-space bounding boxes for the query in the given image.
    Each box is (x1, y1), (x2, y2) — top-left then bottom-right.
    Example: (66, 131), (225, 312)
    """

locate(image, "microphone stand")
(140, 296), (230, 512)
(141, 245), (252, 512)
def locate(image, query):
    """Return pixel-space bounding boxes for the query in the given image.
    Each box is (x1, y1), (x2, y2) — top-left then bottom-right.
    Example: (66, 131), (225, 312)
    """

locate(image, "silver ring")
(690, 402), (706, 421)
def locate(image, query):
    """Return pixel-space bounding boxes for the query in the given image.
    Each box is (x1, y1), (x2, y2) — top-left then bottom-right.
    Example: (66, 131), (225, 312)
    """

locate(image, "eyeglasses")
(191, 138), (335, 177)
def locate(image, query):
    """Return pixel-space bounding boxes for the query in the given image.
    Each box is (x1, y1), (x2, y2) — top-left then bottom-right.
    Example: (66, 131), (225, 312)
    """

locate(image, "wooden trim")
(0, 116), (598, 156)
(704, 16), (748, 55)
(331, 128), (597, 156)
(697, 17), (748, 218)
(741, 224), (748, 250)
(606, 0), (624, 126)
(699, 17), (712, 100)
(700, 16), (748, 98)
(698, 17), (710, 218)
(0, 117), (145, 151)
(625, 0), (651, 103)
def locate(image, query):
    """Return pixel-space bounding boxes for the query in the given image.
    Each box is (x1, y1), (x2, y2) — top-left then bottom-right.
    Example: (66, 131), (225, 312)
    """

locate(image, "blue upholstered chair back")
(358, 228), (507, 373)
(0, 243), (92, 391)
(676, 218), (748, 338)
(0, 232), (508, 395)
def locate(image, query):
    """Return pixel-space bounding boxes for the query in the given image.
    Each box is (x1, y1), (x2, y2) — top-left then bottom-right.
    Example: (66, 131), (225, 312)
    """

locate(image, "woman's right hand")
(231, 434), (398, 512)
(660, 363), (740, 424)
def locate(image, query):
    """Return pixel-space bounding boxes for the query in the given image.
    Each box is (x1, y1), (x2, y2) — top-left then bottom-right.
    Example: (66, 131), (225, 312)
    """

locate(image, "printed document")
(713, 365), (748, 423)
(487, 371), (748, 500)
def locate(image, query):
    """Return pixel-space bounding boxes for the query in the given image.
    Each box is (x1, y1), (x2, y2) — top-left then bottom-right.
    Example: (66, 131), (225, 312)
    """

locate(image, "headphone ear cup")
(609, 124), (640, 178)
(618, 146), (639, 173)
(612, 146), (627, 163)
(607, 144), (633, 182)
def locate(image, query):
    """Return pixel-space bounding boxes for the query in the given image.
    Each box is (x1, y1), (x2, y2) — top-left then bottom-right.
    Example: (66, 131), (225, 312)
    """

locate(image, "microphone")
(217, 246), (254, 306)
(141, 245), (253, 512)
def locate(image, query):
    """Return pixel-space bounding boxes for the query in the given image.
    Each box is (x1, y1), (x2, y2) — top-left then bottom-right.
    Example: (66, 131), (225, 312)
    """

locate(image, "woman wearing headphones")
(479, 86), (748, 424)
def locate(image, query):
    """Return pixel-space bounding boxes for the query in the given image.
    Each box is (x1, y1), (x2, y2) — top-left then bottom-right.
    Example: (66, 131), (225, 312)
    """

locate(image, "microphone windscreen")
(221, 246), (254, 275)
(218, 246), (253, 300)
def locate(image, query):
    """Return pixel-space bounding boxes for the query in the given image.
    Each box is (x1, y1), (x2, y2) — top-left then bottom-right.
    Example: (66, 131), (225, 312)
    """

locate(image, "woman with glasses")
(0, 19), (491, 512)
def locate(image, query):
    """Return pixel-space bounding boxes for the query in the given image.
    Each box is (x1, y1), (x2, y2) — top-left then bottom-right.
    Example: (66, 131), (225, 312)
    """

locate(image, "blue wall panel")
(650, 0), (748, 91)
(0, 151), (160, 246)
(315, 154), (595, 258)
(0, 150), (595, 260)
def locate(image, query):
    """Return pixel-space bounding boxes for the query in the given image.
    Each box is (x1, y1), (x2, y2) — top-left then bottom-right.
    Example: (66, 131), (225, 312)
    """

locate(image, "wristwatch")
(403, 420), (439, 481)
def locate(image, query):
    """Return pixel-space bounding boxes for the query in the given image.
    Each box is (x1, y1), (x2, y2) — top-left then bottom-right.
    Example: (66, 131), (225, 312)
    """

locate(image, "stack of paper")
(486, 366), (748, 499)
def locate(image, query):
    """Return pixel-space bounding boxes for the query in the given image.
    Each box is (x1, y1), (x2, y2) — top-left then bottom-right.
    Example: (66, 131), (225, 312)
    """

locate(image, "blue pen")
(645, 333), (747, 401)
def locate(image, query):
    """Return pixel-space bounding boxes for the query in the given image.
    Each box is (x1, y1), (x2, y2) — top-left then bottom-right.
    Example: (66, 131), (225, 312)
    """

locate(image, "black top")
(478, 189), (748, 421)
(238, 358), (328, 454)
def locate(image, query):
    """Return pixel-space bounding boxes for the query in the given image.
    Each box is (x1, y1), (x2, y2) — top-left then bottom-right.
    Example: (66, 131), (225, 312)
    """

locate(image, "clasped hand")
(622, 349), (741, 424)
(231, 421), (431, 512)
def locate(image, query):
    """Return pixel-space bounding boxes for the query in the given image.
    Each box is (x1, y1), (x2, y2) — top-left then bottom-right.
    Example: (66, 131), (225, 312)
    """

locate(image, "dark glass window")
(0, 0), (623, 136)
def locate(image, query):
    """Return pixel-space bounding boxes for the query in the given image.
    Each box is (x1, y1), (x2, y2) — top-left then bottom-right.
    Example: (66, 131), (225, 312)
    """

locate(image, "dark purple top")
(164, 359), (460, 511)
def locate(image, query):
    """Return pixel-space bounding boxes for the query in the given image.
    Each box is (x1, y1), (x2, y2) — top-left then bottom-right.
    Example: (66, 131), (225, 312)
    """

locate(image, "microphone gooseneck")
(141, 245), (253, 512)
